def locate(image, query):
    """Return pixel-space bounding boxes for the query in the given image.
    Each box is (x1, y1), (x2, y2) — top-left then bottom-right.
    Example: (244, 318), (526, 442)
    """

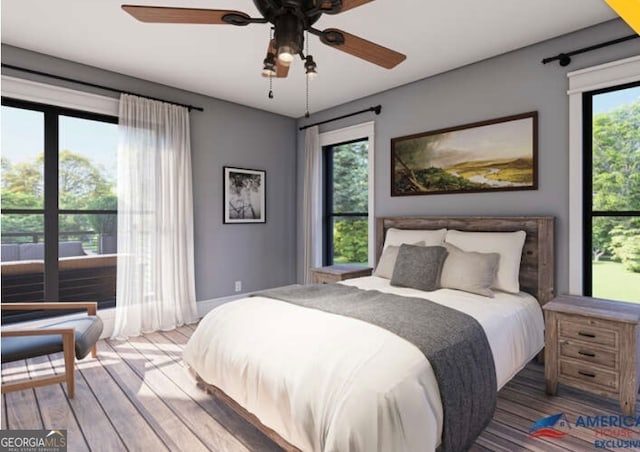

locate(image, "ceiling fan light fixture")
(305, 55), (318, 79)
(277, 46), (296, 64)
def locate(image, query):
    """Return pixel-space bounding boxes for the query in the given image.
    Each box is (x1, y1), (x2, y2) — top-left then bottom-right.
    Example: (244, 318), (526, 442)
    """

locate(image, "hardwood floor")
(2, 325), (638, 451)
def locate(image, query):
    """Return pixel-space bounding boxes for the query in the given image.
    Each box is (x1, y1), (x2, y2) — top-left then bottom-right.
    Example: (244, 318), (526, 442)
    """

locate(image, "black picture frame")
(223, 166), (266, 224)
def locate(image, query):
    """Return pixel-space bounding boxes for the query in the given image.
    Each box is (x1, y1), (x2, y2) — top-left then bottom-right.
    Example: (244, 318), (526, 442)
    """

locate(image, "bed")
(184, 216), (554, 452)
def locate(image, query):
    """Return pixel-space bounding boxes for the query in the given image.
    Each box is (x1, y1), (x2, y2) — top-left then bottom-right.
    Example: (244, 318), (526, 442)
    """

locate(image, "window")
(318, 122), (375, 267)
(1, 97), (118, 321)
(583, 82), (640, 303)
(568, 55), (640, 296)
(323, 139), (369, 265)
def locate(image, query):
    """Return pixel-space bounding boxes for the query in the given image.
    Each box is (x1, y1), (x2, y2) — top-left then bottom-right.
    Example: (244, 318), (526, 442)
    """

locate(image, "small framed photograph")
(223, 167), (266, 224)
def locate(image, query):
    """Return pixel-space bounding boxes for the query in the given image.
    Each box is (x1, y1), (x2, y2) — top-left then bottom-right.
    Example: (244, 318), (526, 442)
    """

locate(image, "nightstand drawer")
(559, 340), (617, 369)
(559, 359), (618, 392)
(558, 318), (617, 348)
(312, 273), (338, 284)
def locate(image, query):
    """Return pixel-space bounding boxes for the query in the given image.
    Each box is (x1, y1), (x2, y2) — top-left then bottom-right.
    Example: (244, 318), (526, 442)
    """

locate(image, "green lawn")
(592, 260), (640, 303)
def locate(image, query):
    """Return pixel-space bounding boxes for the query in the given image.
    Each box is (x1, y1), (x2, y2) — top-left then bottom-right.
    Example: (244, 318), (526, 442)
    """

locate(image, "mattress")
(183, 276), (544, 451)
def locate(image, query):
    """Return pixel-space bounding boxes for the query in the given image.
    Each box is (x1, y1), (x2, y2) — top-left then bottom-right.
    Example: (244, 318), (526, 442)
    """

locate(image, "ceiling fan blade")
(321, 28), (406, 69)
(337, 0), (375, 13)
(122, 5), (250, 24)
(268, 40), (290, 78)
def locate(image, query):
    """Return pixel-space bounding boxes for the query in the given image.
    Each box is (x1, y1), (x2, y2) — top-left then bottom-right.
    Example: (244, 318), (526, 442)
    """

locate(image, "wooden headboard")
(375, 216), (555, 305)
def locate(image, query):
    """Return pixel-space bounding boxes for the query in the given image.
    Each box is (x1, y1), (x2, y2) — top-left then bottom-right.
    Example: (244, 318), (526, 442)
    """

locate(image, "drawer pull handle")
(578, 350), (596, 357)
(578, 331), (596, 338)
(578, 370), (596, 378)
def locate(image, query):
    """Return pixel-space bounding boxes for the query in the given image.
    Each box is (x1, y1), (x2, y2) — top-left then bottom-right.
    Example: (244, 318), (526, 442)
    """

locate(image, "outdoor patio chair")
(1, 302), (103, 398)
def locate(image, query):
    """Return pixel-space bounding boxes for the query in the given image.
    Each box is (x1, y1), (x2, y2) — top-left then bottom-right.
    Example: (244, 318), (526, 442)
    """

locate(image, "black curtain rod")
(299, 105), (381, 130)
(1, 63), (204, 112)
(542, 33), (639, 67)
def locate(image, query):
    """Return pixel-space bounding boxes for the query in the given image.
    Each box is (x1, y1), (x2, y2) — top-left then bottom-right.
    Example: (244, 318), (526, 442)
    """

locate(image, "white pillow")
(445, 229), (526, 293)
(440, 243), (499, 298)
(374, 241), (425, 279)
(383, 228), (447, 250)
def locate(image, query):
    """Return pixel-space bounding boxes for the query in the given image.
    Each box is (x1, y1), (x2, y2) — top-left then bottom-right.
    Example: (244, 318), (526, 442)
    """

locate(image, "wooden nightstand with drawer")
(544, 295), (640, 415)
(310, 265), (372, 284)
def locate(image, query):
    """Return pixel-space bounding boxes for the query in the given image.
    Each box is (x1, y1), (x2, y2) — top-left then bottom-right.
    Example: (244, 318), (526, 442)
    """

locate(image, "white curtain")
(303, 126), (323, 283)
(112, 94), (199, 340)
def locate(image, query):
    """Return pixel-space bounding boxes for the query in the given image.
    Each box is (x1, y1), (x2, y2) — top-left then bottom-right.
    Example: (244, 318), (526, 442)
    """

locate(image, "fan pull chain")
(305, 31), (310, 118)
(268, 27), (274, 99)
(305, 75), (310, 118)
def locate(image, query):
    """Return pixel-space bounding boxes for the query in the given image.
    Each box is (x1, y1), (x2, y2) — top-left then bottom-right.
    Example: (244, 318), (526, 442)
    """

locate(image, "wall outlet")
(235, 281), (242, 292)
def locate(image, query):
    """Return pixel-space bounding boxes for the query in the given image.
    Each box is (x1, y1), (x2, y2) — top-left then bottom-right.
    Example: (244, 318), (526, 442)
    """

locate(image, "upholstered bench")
(1, 302), (103, 398)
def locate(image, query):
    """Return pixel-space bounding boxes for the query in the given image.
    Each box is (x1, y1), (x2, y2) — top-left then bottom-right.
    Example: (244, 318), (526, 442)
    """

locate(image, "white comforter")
(183, 276), (544, 452)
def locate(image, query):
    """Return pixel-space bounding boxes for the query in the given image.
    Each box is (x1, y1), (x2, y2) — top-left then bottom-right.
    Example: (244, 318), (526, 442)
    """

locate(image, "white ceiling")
(2, 0), (617, 118)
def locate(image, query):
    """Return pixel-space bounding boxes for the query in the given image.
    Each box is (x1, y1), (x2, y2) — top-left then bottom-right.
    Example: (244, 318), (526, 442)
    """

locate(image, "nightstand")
(310, 265), (372, 284)
(544, 294), (640, 415)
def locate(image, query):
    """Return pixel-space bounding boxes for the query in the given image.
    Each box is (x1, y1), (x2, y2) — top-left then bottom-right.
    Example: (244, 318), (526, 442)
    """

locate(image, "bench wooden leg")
(62, 332), (76, 398)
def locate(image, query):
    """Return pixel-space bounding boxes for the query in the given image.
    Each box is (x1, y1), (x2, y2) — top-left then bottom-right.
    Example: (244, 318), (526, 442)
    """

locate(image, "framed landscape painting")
(391, 112), (538, 196)
(223, 167), (266, 224)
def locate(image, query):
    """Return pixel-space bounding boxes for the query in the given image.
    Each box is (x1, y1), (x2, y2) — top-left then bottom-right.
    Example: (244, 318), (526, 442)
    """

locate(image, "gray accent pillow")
(374, 241), (425, 279)
(390, 244), (448, 291)
(440, 242), (500, 297)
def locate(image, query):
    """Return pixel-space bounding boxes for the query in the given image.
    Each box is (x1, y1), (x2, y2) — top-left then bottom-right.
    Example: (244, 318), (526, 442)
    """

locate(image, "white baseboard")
(196, 293), (247, 317)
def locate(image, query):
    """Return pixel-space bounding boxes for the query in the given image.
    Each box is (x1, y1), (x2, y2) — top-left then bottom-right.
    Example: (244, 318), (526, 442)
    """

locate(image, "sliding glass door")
(1, 98), (118, 321)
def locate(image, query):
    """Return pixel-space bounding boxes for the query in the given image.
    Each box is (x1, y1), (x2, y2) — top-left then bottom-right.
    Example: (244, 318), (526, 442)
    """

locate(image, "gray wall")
(1, 44), (298, 302)
(295, 19), (640, 294)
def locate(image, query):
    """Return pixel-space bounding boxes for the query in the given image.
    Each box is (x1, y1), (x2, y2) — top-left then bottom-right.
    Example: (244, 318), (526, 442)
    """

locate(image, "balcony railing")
(1, 230), (117, 309)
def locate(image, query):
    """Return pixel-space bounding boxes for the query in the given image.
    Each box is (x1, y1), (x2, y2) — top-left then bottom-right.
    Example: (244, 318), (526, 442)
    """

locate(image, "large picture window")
(1, 97), (118, 321)
(583, 82), (640, 303)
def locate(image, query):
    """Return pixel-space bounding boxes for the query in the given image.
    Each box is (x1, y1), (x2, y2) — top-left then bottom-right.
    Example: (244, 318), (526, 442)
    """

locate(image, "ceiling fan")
(122, 0), (406, 79)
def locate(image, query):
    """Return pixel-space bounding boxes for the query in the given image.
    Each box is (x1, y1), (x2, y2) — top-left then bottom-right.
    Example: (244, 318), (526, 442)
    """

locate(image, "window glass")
(1, 106), (44, 209)
(59, 115), (117, 210)
(325, 139), (369, 265)
(588, 85), (640, 303)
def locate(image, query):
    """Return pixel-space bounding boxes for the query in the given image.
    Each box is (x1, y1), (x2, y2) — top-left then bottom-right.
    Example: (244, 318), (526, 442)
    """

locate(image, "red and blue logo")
(529, 413), (571, 439)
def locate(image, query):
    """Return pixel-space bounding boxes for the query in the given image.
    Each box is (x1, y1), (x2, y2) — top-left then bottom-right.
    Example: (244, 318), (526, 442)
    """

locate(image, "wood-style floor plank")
(108, 337), (246, 452)
(124, 334), (254, 452)
(182, 323), (197, 332)
(48, 351), (127, 452)
(146, 331), (283, 452)
(2, 359), (43, 430)
(172, 325), (195, 340)
(26, 355), (87, 452)
(97, 339), (208, 452)
(1, 391), (7, 429)
(74, 347), (169, 451)
(3, 326), (640, 452)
